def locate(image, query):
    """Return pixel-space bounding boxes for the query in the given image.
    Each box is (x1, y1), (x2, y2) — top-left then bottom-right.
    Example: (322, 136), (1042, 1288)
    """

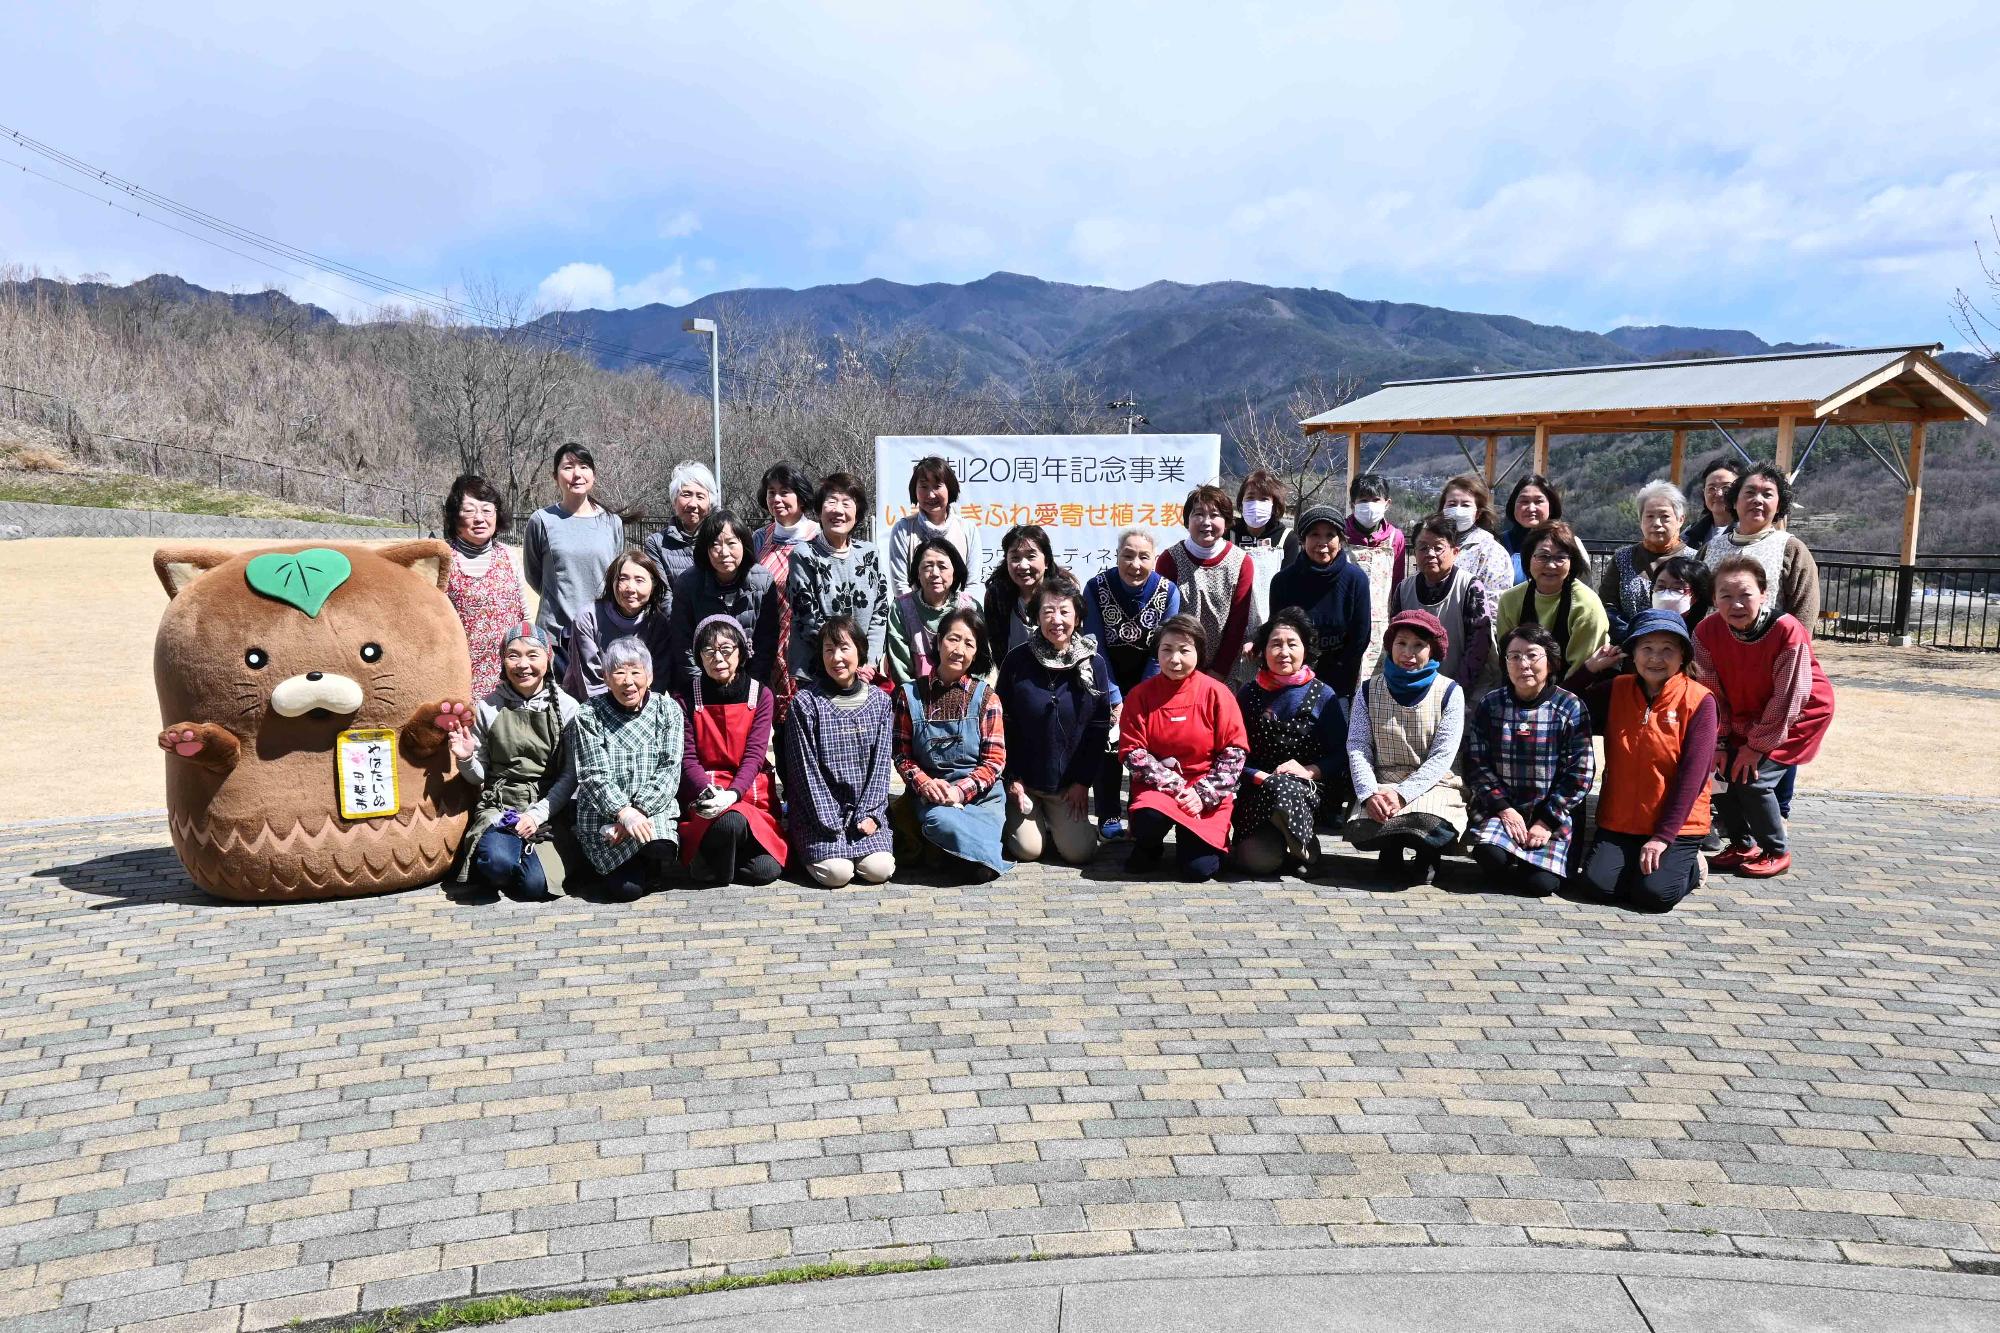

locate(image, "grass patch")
(0, 464), (404, 526)
(322, 1257), (950, 1333)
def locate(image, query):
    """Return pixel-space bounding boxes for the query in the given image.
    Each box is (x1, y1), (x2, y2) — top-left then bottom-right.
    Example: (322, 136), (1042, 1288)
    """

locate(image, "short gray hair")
(670, 461), (718, 503)
(602, 636), (653, 677)
(1113, 526), (1156, 552)
(1635, 479), (1686, 520)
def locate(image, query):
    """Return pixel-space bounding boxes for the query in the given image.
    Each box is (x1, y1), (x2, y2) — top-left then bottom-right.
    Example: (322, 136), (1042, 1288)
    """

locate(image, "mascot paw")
(404, 700), (472, 757)
(157, 722), (241, 770)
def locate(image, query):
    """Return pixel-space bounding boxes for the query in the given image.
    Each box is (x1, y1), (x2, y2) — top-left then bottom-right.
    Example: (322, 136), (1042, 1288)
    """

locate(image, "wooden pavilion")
(1299, 344), (1991, 571)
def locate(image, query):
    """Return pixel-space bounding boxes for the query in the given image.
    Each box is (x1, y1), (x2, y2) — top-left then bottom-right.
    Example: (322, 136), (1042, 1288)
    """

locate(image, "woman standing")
(570, 638), (685, 901)
(887, 456), (983, 599)
(1390, 514), (1494, 695)
(522, 443), (626, 680)
(1566, 609), (1719, 911)
(1499, 474), (1589, 584)
(1231, 469), (1295, 628)
(668, 512), (779, 695)
(983, 524), (1064, 661)
(1465, 625), (1595, 897)
(1436, 474), (1512, 619)
(642, 461), (717, 585)
(784, 616), (897, 889)
(997, 576), (1115, 866)
(1082, 528), (1181, 837)
(887, 537), (978, 686)
(563, 548), (673, 700)
(1682, 457), (1740, 552)
(1495, 521), (1611, 669)
(894, 608), (1010, 880)
(788, 473), (890, 681)
(1156, 485), (1258, 680)
(1694, 556), (1836, 878)
(1343, 610), (1466, 884)
(752, 464), (819, 724)
(1270, 506), (1369, 700)
(676, 617), (786, 887)
(1231, 610), (1344, 875)
(1650, 555), (1713, 636)
(446, 622), (581, 901)
(1119, 614), (1249, 882)
(1599, 480), (1699, 643)
(1344, 474), (1405, 681)
(1702, 463), (1820, 636)
(442, 474), (527, 700)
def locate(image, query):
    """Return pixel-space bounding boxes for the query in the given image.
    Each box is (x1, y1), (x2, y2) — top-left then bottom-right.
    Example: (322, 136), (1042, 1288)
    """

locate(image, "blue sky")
(4, 2), (1998, 347)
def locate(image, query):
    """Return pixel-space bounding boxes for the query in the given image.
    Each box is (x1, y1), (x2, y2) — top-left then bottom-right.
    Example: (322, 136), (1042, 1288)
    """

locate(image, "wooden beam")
(1775, 414), (1796, 473)
(1909, 358), (1992, 424)
(1531, 423), (1549, 476)
(1346, 430), (1361, 499)
(1813, 354), (1917, 418)
(1669, 428), (1687, 486)
(1901, 422), (1927, 564)
(1483, 436), (1499, 487)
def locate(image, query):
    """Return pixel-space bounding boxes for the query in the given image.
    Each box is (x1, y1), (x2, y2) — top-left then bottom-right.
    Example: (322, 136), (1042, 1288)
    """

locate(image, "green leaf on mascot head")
(245, 548), (351, 618)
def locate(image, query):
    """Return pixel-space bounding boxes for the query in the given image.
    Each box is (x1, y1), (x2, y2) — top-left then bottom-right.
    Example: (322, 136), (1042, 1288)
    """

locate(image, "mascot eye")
(360, 643), (383, 663)
(245, 648), (269, 669)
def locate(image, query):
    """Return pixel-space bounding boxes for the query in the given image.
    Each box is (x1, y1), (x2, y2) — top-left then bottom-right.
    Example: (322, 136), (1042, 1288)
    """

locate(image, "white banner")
(873, 434), (1224, 585)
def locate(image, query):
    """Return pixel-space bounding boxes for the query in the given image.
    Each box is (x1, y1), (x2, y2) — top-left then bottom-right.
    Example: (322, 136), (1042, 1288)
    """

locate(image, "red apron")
(678, 682), (789, 865)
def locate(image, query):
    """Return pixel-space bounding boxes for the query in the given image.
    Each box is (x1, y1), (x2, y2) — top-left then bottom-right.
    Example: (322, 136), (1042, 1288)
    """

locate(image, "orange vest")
(1597, 673), (1712, 839)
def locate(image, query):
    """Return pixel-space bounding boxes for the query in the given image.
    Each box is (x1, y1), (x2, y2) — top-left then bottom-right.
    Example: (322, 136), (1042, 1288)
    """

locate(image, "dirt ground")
(0, 537), (1992, 822)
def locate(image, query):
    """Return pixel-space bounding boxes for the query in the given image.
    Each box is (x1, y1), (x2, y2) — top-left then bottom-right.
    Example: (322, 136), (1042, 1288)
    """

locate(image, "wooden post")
(1775, 414), (1796, 473)
(1483, 436), (1498, 487)
(1669, 428), (1686, 486)
(1531, 423), (1549, 476)
(1346, 430), (1361, 497)
(1893, 422), (1927, 646)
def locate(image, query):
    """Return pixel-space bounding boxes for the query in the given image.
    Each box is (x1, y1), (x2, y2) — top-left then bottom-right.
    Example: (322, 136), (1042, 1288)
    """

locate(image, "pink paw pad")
(172, 729), (202, 757)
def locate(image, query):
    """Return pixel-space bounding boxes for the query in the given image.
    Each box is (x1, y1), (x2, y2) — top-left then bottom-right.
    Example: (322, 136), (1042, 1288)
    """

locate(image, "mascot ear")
(155, 546), (237, 599)
(374, 539), (453, 593)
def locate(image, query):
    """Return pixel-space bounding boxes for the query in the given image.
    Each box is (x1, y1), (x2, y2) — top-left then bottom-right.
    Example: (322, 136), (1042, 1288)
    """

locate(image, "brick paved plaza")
(2, 794), (1997, 1332)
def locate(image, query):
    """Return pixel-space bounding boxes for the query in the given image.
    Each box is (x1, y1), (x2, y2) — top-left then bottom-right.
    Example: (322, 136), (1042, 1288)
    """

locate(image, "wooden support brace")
(1775, 414), (1796, 473)
(1483, 436), (1498, 487)
(1669, 428), (1686, 486)
(1346, 430), (1361, 498)
(1901, 422), (1927, 565)
(1531, 423), (1549, 476)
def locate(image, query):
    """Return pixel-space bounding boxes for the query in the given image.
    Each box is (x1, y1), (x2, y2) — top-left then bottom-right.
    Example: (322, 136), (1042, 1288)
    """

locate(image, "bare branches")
(1950, 216), (2000, 367)
(1225, 372), (1362, 508)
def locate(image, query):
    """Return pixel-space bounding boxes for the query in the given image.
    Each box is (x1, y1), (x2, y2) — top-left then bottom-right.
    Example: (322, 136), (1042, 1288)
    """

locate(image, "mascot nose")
(269, 672), (365, 718)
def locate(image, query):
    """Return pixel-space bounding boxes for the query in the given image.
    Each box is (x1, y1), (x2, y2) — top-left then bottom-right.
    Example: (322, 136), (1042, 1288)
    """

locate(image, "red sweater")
(1693, 613), (1835, 766)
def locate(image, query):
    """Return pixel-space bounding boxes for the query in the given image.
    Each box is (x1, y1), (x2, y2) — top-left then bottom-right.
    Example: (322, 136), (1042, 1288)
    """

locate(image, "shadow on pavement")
(38, 844), (218, 909)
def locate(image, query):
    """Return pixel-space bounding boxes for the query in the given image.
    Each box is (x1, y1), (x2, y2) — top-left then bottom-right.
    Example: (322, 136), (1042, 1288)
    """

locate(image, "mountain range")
(8, 270), (1989, 432)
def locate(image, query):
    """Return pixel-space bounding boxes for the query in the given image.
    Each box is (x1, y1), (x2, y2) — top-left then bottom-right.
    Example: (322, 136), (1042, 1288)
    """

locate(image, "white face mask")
(1441, 502), (1478, 533)
(1351, 500), (1387, 528)
(1652, 589), (1694, 614)
(1241, 499), (1274, 530)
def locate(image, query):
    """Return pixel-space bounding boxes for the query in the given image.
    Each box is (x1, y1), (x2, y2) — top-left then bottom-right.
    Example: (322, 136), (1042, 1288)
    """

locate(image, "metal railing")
(1, 381), (442, 527)
(1816, 557), (2000, 651)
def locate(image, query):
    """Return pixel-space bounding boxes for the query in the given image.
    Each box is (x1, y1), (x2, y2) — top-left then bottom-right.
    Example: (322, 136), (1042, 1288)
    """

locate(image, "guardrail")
(1816, 557), (2000, 650)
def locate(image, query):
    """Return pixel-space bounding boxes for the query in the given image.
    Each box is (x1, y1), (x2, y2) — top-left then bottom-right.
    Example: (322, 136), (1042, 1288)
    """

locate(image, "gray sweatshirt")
(522, 504), (625, 639)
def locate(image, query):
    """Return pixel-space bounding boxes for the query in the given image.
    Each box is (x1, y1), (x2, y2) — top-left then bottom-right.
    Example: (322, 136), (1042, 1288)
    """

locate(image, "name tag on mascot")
(336, 728), (401, 819)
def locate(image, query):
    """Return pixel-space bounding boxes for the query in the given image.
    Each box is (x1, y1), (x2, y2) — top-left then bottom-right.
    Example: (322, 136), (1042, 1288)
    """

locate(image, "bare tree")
(1225, 372), (1363, 509)
(1951, 216), (2000, 368)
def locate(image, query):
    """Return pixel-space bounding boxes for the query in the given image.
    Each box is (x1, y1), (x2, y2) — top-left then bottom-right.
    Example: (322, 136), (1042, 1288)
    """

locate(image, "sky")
(4, 1), (1999, 348)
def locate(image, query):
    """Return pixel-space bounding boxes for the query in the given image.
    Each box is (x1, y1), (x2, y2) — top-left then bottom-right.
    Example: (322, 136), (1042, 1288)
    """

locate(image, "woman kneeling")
(1231, 609), (1344, 875)
(448, 622), (582, 901)
(785, 616), (896, 888)
(1465, 624), (1595, 896)
(1343, 610), (1465, 884)
(1120, 614), (1248, 881)
(571, 637), (685, 900)
(894, 608), (1011, 881)
(677, 616), (787, 887)
(1567, 609), (1718, 910)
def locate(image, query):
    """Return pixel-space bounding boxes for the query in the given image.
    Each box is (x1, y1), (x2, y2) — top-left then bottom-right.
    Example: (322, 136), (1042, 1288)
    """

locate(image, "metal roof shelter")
(1300, 343), (1991, 571)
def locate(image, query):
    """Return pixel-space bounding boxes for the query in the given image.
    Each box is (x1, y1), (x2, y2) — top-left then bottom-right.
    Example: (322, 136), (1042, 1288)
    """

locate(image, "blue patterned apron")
(903, 681), (1011, 874)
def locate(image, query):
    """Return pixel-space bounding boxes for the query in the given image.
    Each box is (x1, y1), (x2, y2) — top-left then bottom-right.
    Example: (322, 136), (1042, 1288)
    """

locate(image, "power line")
(0, 122), (790, 389)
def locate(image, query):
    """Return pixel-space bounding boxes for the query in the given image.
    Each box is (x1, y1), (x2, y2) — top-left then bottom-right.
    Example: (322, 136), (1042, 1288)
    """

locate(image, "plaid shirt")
(1466, 685), (1595, 848)
(571, 692), (686, 872)
(893, 674), (1006, 801)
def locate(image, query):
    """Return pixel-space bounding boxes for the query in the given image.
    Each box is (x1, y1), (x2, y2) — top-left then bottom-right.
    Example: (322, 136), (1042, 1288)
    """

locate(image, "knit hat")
(1383, 608), (1450, 662)
(1620, 607), (1692, 653)
(1297, 504), (1344, 537)
(498, 621), (553, 655)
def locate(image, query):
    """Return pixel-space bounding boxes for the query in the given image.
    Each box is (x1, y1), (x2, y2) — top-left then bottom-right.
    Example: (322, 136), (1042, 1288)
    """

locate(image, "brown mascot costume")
(153, 541), (474, 902)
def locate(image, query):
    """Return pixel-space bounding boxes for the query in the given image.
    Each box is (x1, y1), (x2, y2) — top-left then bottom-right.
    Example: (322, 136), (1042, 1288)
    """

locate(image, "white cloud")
(661, 210), (701, 240)
(535, 259), (693, 311)
(615, 261), (694, 308)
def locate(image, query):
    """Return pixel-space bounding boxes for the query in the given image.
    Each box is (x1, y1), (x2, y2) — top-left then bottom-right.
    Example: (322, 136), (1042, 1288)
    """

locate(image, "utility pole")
(1108, 395), (1146, 434)
(684, 317), (722, 491)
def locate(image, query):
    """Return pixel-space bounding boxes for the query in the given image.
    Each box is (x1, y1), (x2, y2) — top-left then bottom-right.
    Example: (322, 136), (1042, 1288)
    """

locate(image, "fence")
(1, 382), (443, 527)
(1815, 554), (2000, 651)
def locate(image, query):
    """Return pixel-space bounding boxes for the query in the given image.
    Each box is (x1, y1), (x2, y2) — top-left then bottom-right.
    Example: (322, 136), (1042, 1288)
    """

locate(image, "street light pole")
(684, 317), (721, 492)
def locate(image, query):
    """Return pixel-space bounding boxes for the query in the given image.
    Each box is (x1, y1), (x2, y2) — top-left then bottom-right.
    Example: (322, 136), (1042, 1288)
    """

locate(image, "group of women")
(433, 444), (1833, 912)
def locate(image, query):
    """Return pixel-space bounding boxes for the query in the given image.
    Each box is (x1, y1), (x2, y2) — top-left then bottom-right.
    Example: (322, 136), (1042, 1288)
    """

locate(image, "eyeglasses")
(1504, 651), (1548, 665)
(457, 505), (497, 518)
(701, 644), (740, 658)
(1531, 550), (1571, 565)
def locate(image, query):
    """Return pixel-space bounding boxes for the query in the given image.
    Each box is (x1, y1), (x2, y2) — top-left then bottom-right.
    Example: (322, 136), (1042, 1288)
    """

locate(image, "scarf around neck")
(1182, 535), (1229, 562)
(449, 533), (495, 561)
(1383, 658), (1441, 706)
(1255, 665), (1316, 692)
(1030, 631), (1097, 689)
(765, 517), (818, 548)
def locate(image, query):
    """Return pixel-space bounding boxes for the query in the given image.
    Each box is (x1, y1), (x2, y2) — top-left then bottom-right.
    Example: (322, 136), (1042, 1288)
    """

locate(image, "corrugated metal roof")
(1300, 344), (1955, 430)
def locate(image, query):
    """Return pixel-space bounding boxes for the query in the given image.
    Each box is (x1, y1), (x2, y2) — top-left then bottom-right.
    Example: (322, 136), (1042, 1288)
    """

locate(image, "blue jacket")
(1268, 551), (1371, 698)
